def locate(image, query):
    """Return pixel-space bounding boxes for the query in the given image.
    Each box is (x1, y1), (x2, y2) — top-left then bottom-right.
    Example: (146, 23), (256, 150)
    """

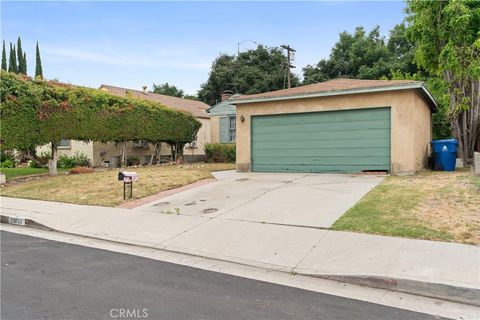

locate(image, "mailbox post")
(118, 171), (139, 200)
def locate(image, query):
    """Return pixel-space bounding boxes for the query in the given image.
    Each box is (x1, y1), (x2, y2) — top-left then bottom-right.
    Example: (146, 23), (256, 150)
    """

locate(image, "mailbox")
(118, 171), (139, 182)
(118, 171), (138, 200)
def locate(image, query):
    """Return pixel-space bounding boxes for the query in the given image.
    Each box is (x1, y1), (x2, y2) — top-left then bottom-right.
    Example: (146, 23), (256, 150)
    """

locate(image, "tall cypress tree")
(35, 41), (43, 78)
(1, 41), (7, 71)
(17, 36), (26, 74)
(8, 43), (18, 73)
(23, 52), (27, 74)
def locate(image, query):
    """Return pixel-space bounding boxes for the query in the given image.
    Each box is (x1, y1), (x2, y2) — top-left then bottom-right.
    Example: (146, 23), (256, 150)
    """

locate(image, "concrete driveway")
(136, 171), (383, 228)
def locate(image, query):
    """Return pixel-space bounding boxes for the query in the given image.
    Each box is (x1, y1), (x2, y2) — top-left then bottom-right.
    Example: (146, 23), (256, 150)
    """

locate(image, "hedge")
(0, 71), (201, 150)
(204, 143), (236, 163)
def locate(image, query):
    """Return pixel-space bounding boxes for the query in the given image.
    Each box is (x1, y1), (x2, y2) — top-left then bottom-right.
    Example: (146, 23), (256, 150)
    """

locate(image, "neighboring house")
(207, 91), (241, 144)
(234, 78), (437, 175)
(38, 85), (211, 167)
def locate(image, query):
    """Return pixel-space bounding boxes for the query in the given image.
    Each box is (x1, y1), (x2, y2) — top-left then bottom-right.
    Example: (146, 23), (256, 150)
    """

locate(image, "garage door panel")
(255, 108), (390, 126)
(251, 108), (391, 173)
(252, 147), (390, 157)
(253, 164), (389, 173)
(252, 128), (390, 142)
(253, 138), (390, 150)
(253, 119), (390, 135)
(253, 156), (390, 166)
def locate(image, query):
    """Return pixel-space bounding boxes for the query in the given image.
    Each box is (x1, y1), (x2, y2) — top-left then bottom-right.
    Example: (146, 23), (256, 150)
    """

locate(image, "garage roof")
(234, 78), (437, 111)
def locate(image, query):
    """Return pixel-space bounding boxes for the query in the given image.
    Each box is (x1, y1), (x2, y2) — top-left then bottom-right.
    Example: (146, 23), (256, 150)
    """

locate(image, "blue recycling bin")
(431, 139), (458, 171)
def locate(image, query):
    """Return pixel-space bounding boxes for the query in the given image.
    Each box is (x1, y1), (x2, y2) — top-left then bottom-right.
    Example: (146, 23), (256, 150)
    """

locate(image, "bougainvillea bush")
(0, 71), (201, 174)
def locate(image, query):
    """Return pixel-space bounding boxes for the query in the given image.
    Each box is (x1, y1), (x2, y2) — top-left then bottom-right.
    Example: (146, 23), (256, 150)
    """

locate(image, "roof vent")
(142, 86), (148, 94)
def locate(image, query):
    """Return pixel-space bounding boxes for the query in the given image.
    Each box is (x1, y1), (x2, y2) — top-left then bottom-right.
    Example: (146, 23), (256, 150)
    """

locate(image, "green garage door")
(251, 107), (391, 173)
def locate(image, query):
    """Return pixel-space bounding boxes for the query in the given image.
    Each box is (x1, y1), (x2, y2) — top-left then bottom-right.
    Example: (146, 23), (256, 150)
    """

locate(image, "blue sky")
(1, 1), (406, 96)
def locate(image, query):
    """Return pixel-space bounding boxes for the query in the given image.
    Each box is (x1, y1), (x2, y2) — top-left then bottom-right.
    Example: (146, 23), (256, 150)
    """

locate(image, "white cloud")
(43, 46), (211, 70)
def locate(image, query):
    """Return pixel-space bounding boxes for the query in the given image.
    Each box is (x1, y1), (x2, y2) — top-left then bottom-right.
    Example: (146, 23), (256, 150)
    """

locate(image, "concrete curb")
(302, 274), (480, 307)
(1, 215), (53, 231)
(2, 213), (478, 307)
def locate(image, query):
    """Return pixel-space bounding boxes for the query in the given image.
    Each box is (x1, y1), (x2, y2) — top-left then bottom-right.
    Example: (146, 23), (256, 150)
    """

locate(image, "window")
(133, 140), (149, 148)
(229, 116), (236, 142)
(58, 139), (71, 148)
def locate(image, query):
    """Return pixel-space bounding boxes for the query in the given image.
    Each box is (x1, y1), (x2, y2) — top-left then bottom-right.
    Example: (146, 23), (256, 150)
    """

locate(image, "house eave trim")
(233, 83), (437, 111)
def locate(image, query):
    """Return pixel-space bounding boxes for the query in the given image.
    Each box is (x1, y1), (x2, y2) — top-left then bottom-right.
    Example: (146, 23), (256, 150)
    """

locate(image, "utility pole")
(281, 44), (296, 88)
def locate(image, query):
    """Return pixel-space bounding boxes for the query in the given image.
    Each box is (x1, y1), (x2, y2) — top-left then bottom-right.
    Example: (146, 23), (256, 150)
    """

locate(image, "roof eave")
(233, 83), (438, 111)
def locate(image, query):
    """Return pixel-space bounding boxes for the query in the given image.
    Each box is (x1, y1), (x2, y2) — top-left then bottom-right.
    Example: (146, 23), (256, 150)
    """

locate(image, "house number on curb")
(8, 217), (26, 226)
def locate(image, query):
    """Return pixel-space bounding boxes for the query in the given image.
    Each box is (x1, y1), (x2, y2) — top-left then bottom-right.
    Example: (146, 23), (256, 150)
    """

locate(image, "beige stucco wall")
(236, 90), (432, 175)
(36, 141), (94, 163)
(210, 116), (220, 143)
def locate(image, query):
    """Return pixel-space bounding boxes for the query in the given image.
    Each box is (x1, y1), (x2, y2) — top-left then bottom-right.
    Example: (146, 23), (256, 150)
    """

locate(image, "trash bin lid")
(431, 138), (458, 145)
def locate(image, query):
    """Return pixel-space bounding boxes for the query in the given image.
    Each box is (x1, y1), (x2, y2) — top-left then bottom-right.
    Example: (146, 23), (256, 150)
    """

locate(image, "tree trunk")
(149, 143), (157, 165)
(48, 142), (58, 176)
(170, 144), (175, 162)
(444, 73), (480, 165)
(156, 142), (162, 164)
(175, 142), (184, 164)
(121, 141), (127, 167)
(149, 142), (162, 165)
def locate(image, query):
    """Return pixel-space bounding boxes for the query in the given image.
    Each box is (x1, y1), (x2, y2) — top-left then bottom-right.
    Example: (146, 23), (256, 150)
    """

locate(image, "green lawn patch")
(1, 167), (49, 179)
(332, 171), (480, 244)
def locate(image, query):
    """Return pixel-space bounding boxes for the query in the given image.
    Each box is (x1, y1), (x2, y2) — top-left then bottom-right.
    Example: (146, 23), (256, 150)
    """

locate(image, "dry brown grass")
(412, 171), (480, 244)
(333, 169), (480, 244)
(0, 163), (235, 207)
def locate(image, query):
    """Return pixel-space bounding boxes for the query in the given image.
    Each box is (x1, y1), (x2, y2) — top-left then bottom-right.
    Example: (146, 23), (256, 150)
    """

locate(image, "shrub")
(0, 160), (15, 168)
(36, 151), (51, 167)
(0, 150), (14, 163)
(58, 152), (89, 168)
(69, 166), (94, 174)
(204, 143), (236, 163)
(127, 156), (140, 166)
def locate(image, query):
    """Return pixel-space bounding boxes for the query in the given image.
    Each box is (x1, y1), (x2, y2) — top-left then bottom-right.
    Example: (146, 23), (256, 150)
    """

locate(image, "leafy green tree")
(17, 37), (26, 74)
(23, 52), (27, 74)
(1, 41), (7, 71)
(1, 71), (200, 175)
(387, 23), (419, 75)
(8, 43), (18, 73)
(152, 82), (185, 98)
(406, 0), (480, 162)
(303, 26), (393, 83)
(198, 45), (300, 105)
(35, 42), (43, 78)
(183, 94), (198, 101)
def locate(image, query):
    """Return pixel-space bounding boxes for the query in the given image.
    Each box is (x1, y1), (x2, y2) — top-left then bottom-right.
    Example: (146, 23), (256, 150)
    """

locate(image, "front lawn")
(0, 163), (235, 207)
(332, 170), (480, 244)
(0, 167), (69, 179)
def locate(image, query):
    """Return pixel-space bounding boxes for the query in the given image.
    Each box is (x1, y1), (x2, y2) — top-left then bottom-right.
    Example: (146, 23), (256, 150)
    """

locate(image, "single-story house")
(207, 90), (241, 144)
(38, 85), (211, 167)
(233, 78), (437, 175)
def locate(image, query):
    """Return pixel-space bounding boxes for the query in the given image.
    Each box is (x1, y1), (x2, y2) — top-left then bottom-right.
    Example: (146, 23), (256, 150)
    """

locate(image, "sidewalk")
(1, 196), (479, 306)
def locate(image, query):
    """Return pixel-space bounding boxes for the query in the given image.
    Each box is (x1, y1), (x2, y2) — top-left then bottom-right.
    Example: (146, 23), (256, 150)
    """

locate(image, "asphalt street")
(1, 231), (447, 320)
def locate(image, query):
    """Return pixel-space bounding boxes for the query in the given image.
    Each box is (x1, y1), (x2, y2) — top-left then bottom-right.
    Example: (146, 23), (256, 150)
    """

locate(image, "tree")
(303, 24), (423, 85)
(17, 37), (26, 74)
(1, 41), (7, 71)
(303, 26), (393, 83)
(1, 72), (201, 175)
(35, 42), (43, 78)
(406, 0), (480, 163)
(23, 52), (27, 75)
(198, 45), (300, 105)
(8, 44), (18, 74)
(152, 82), (185, 98)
